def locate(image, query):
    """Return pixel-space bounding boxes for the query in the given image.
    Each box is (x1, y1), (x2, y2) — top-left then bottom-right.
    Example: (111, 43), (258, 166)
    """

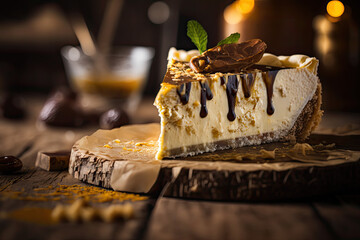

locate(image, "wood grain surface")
(0, 97), (360, 240)
(69, 131), (360, 201)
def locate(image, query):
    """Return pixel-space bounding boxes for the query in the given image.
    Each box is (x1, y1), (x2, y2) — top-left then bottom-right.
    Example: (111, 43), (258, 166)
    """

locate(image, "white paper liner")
(111, 160), (160, 192)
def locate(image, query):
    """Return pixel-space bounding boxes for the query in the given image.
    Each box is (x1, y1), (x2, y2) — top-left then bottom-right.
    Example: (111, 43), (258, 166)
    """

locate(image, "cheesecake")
(154, 40), (322, 160)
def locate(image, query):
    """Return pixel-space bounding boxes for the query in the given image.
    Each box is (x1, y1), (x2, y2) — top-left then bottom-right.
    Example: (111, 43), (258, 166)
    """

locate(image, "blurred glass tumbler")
(61, 46), (154, 114)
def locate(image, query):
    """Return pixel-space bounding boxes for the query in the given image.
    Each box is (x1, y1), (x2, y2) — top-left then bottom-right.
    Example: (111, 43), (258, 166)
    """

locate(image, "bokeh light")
(326, 0), (345, 18)
(224, 3), (243, 24)
(224, 0), (254, 25)
(147, 1), (170, 24)
(235, 0), (255, 14)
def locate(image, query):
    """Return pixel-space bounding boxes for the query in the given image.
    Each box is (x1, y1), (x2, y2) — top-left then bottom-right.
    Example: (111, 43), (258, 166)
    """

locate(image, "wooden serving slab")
(69, 125), (360, 201)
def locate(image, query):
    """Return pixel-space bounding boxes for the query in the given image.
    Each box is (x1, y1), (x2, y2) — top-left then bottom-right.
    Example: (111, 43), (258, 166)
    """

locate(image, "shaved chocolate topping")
(190, 39), (267, 73)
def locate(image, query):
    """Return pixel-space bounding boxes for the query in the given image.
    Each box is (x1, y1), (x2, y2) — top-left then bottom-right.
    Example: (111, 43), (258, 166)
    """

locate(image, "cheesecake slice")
(154, 45), (322, 160)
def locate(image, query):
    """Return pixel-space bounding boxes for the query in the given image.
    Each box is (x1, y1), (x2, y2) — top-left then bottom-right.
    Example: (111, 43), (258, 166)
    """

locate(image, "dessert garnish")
(186, 20), (266, 73)
(187, 20), (240, 55)
(190, 39), (267, 73)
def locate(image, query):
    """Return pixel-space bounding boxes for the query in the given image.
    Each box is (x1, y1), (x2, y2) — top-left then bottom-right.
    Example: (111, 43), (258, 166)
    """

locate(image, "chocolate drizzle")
(241, 73), (255, 98)
(171, 60), (282, 119)
(225, 75), (239, 121)
(199, 81), (213, 118)
(220, 76), (226, 85)
(262, 71), (279, 115)
(176, 82), (192, 104)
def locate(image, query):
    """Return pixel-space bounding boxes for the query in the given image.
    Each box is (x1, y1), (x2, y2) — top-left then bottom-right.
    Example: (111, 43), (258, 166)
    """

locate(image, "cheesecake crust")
(288, 83), (323, 141)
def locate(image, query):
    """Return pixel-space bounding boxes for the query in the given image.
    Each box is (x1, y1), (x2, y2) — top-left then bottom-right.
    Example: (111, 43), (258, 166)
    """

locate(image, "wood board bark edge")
(69, 144), (360, 201)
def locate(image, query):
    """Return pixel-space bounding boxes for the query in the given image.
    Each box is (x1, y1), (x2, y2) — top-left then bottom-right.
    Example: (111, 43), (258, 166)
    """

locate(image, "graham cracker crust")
(289, 83), (323, 141)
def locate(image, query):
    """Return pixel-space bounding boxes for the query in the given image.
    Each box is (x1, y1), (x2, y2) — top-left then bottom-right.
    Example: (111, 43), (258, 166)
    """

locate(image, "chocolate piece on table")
(35, 151), (71, 171)
(99, 108), (130, 130)
(0, 156), (23, 174)
(190, 39), (267, 73)
(39, 88), (84, 127)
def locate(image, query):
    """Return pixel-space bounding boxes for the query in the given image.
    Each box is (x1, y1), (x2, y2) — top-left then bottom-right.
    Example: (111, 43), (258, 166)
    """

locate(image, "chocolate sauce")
(220, 76), (226, 85)
(241, 73), (255, 98)
(199, 81), (213, 118)
(262, 71), (279, 115)
(169, 60), (284, 119)
(248, 64), (286, 72)
(176, 82), (192, 104)
(225, 75), (239, 121)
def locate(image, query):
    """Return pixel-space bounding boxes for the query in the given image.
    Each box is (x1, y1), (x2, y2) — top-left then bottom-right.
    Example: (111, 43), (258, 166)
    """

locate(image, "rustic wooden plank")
(144, 197), (333, 240)
(312, 196), (360, 240)
(162, 161), (360, 201)
(0, 200), (153, 240)
(308, 134), (360, 151)
(2, 99), (359, 240)
(0, 103), (153, 240)
(20, 128), (94, 168)
(0, 120), (37, 157)
(0, 97), (44, 156)
(69, 133), (360, 201)
(0, 125), (93, 190)
(0, 166), (154, 240)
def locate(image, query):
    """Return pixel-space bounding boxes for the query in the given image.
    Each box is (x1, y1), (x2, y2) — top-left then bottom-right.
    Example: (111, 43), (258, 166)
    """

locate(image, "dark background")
(0, 0), (359, 111)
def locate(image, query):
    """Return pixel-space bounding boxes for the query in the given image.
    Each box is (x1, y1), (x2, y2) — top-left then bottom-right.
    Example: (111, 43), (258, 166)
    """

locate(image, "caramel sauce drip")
(176, 82), (192, 104)
(262, 70), (279, 115)
(199, 81), (213, 118)
(241, 73), (255, 98)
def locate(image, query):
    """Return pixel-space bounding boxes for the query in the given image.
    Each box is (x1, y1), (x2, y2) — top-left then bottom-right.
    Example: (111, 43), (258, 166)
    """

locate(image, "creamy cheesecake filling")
(154, 49), (320, 160)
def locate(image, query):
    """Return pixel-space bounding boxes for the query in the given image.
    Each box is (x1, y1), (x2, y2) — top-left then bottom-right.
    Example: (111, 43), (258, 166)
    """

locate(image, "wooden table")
(1, 96), (360, 240)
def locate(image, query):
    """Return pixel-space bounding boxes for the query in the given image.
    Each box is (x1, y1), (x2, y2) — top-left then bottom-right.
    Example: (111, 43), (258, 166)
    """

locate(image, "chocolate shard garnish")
(190, 39), (267, 73)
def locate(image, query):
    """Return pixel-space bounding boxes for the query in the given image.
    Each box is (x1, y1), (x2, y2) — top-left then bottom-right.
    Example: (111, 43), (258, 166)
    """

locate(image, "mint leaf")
(187, 20), (208, 54)
(217, 33), (240, 46)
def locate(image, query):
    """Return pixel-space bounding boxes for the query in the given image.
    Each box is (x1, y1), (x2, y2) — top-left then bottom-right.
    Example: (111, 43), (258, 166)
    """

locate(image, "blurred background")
(0, 0), (359, 119)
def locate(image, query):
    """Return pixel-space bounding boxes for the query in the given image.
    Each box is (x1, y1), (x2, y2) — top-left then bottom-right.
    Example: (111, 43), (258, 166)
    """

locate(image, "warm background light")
(223, 0), (254, 25)
(235, 0), (254, 14)
(327, 0), (345, 18)
(224, 3), (243, 24)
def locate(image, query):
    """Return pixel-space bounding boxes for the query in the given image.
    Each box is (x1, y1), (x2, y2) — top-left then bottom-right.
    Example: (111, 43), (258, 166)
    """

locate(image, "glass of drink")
(61, 46), (154, 114)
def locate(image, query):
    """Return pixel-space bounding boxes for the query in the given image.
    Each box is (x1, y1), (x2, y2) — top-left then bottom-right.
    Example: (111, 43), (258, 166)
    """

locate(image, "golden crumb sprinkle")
(51, 199), (134, 223)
